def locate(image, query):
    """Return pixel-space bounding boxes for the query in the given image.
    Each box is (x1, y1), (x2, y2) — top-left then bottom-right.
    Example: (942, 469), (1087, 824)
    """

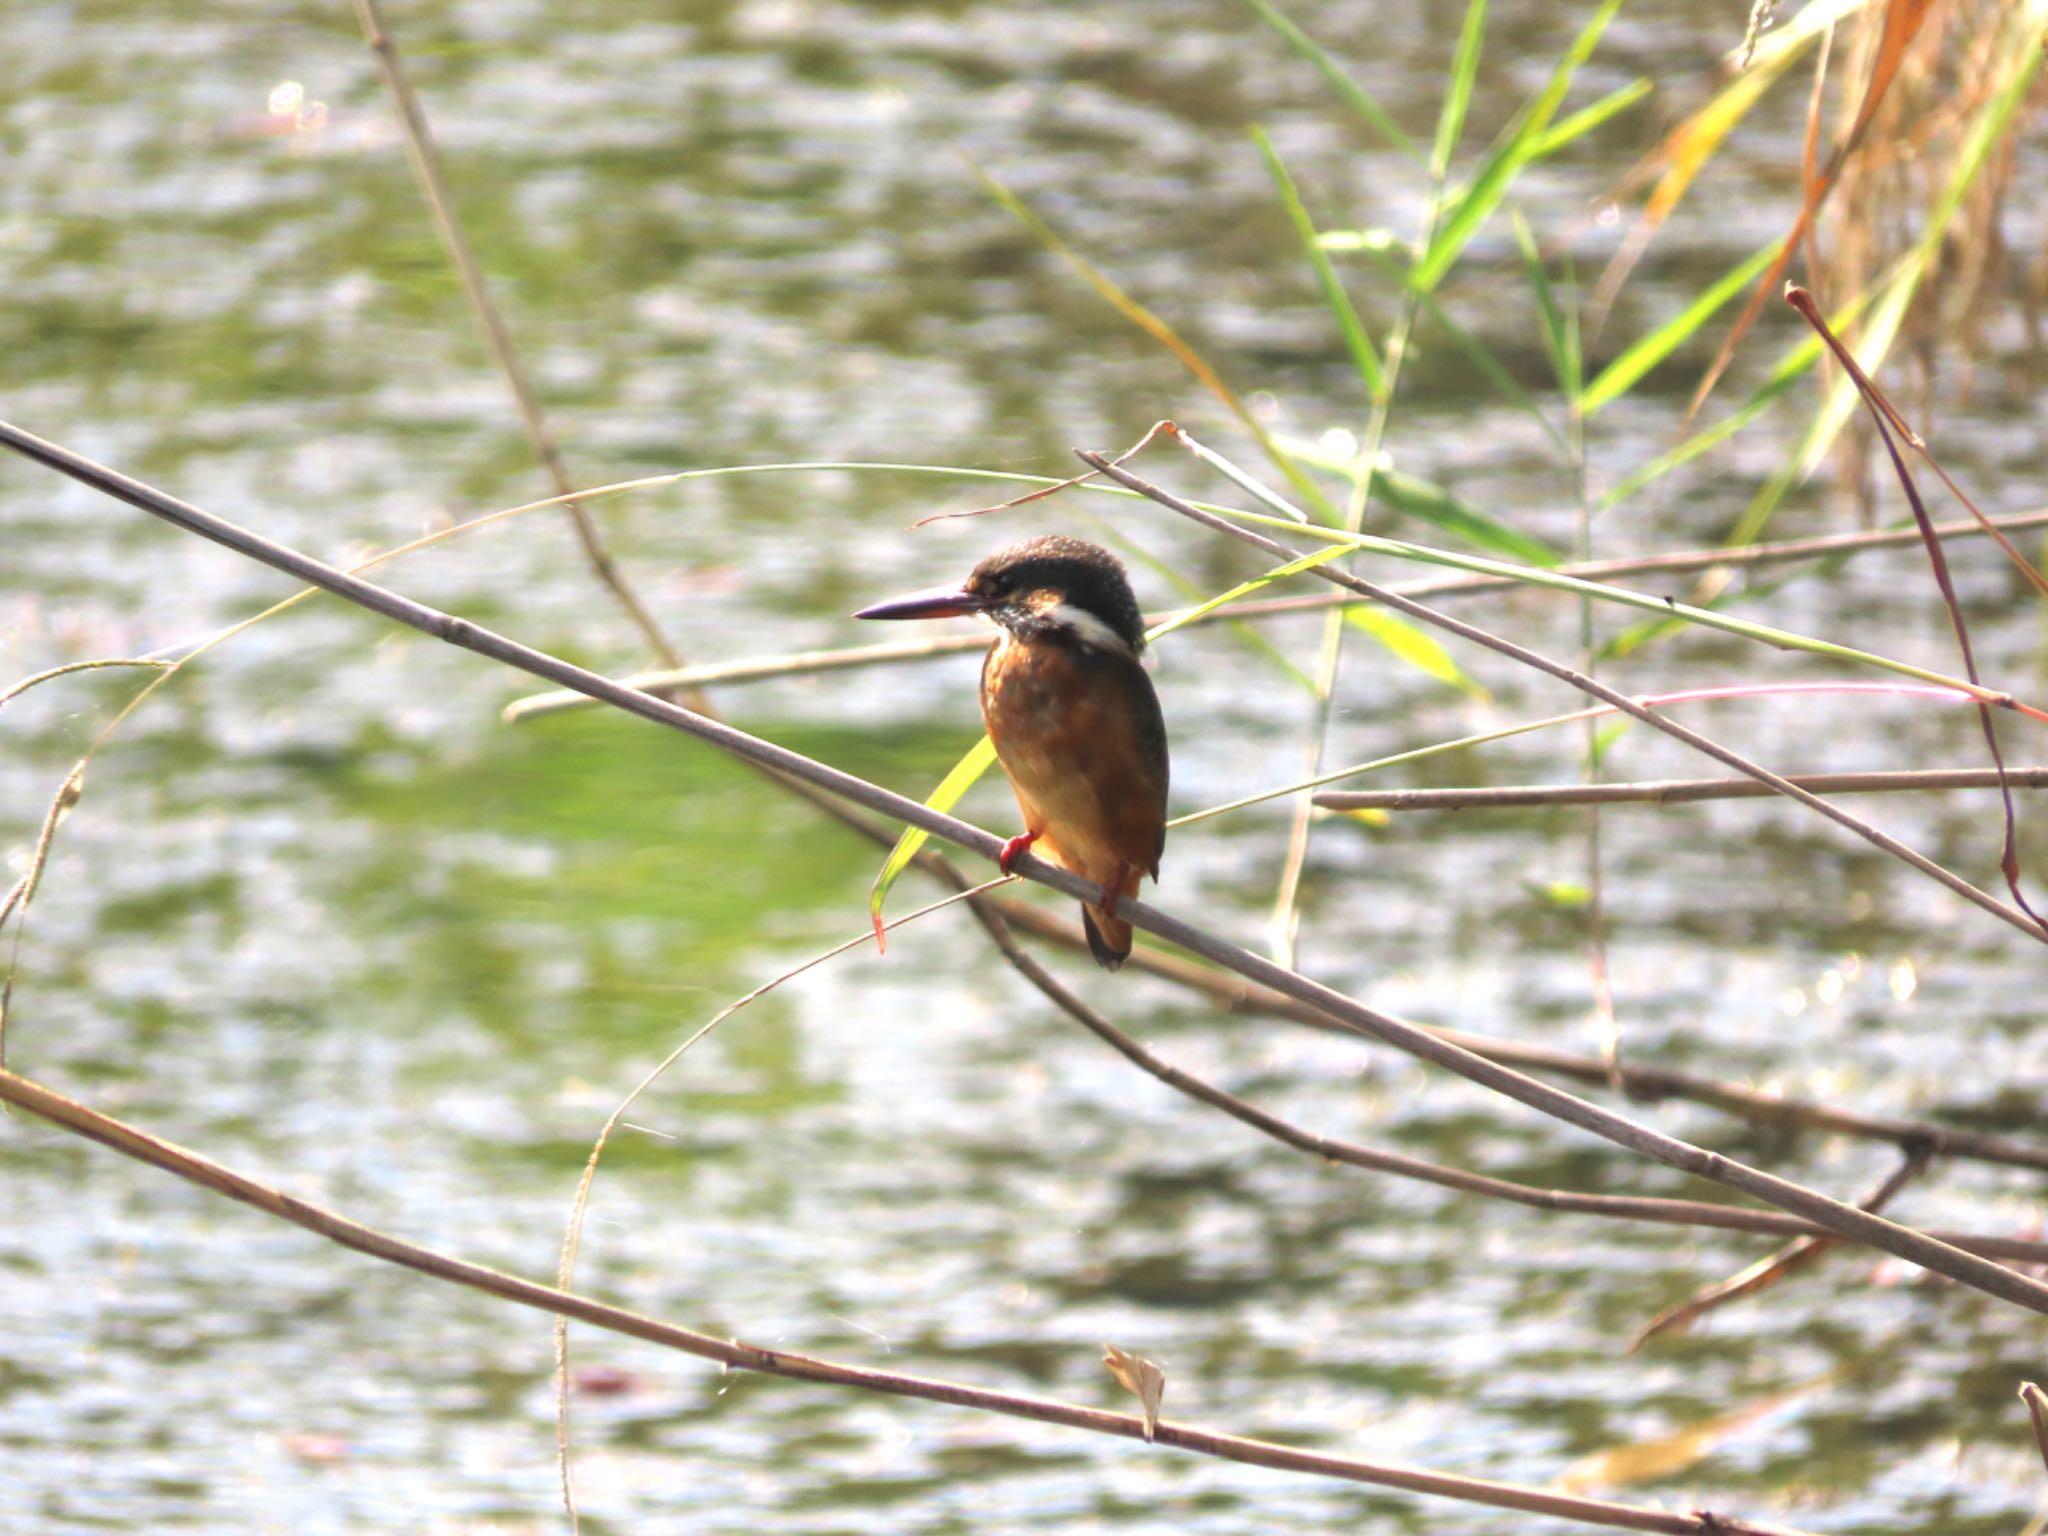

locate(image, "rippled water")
(4, 2), (2046, 1532)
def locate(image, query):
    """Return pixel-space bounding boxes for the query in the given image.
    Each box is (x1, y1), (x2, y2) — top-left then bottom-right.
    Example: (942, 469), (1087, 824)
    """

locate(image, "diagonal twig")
(349, 0), (683, 670)
(496, 506), (2048, 719)
(961, 898), (2048, 1262)
(1630, 1152), (1929, 1351)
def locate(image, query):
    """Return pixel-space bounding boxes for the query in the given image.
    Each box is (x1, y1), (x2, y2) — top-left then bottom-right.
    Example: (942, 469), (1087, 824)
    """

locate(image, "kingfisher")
(854, 536), (1169, 970)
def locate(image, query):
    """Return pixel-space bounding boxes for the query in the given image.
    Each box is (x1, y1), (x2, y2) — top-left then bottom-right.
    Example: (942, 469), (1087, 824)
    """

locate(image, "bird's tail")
(1081, 862), (1145, 970)
(1081, 903), (1131, 971)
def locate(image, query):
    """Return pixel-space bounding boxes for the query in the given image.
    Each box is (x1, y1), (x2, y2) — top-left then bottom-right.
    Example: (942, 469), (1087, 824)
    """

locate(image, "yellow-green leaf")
(1345, 605), (1490, 701)
(868, 734), (999, 946)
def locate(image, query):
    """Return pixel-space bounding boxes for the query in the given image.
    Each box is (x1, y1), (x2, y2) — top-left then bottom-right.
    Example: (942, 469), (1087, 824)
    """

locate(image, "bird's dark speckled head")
(962, 536), (1146, 652)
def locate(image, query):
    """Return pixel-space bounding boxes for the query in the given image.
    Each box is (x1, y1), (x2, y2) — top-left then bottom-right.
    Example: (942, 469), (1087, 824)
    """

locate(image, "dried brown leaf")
(1103, 1344), (1167, 1443)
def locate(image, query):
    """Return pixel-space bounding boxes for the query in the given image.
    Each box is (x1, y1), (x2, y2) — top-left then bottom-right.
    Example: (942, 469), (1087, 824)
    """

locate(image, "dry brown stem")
(350, 0), (683, 670)
(1315, 767), (2048, 811)
(1630, 1153), (1927, 1351)
(962, 896), (2047, 1262)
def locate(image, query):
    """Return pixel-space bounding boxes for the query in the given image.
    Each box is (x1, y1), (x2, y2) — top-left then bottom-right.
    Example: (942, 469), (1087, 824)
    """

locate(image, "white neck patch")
(1044, 600), (1132, 653)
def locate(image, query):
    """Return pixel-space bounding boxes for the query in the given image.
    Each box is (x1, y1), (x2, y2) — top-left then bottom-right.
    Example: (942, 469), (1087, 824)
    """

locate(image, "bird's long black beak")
(852, 584), (990, 621)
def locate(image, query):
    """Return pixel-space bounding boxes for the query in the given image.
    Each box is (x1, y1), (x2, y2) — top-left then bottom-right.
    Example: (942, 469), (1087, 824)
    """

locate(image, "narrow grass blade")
(973, 160), (1337, 521)
(1195, 501), (2031, 708)
(1433, 0), (1488, 178)
(1144, 546), (1359, 645)
(1526, 77), (1652, 159)
(1379, 468), (1563, 567)
(1511, 212), (1579, 402)
(1241, 0), (1423, 162)
(1331, 236), (1569, 455)
(1724, 260), (1916, 550)
(1346, 605), (1490, 701)
(1414, 0), (1623, 292)
(868, 734), (1000, 945)
(1684, 0), (1935, 424)
(1255, 128), (1385, 401)
(1090, 521), (1316, 692)
(1175, 427), (1312, 524)
(1598, 279), (1883, 511)
(1582, 241), (1778, 415)
(1276, 433), (1563, 566)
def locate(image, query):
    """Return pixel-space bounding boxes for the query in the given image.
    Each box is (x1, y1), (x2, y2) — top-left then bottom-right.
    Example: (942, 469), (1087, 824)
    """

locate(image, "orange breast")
(980, 633), (1164, 891)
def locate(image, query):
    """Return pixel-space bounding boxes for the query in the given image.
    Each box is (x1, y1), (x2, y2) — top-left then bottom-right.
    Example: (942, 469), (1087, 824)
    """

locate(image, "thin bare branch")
(1630, 1153), (1927, 1351)
(8, 418), (2046, 1312)
(1316, 768), (2048, 812)
(0, 1068), (1818, 1536)
(349, 0), (683, 668)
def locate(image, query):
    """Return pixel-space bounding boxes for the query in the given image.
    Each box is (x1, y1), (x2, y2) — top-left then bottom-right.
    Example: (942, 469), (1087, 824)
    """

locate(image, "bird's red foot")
(1099, 861), (1133, 919)
(998, 829), (1041, 875)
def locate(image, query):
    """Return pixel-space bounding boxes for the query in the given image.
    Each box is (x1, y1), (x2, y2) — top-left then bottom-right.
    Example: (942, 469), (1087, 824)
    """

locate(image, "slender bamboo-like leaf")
(868, 734), (999, 940)
(1433, 0), (1488, 177)
(1596, 364), (1806, 510)
(1592, 0), (1863, 316)
(1240, 0), (1423, 162)
(1255, 128), (1386, 402)
(1582, 242), (1778, 414)
(1512, 211), (1579, 402)
(1328, 235), (1569, 455)
(1526, 77), (1652, 159)
(1176, 427), (1313, 523)
(1724, 251), (1917, 550)
(1346, 605), (1490, 700)
(1275, 433), (1563, 566)
(1685, 0), (1935, 424)
(972, 160), (1338, 522)
(1146, 546), (1359, 645)
(1598, 282), (1882, 511)
(1315, 228), (1399, 254)
(1100, 524), (1316, 692)
(1414, 0), (1623, 291)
